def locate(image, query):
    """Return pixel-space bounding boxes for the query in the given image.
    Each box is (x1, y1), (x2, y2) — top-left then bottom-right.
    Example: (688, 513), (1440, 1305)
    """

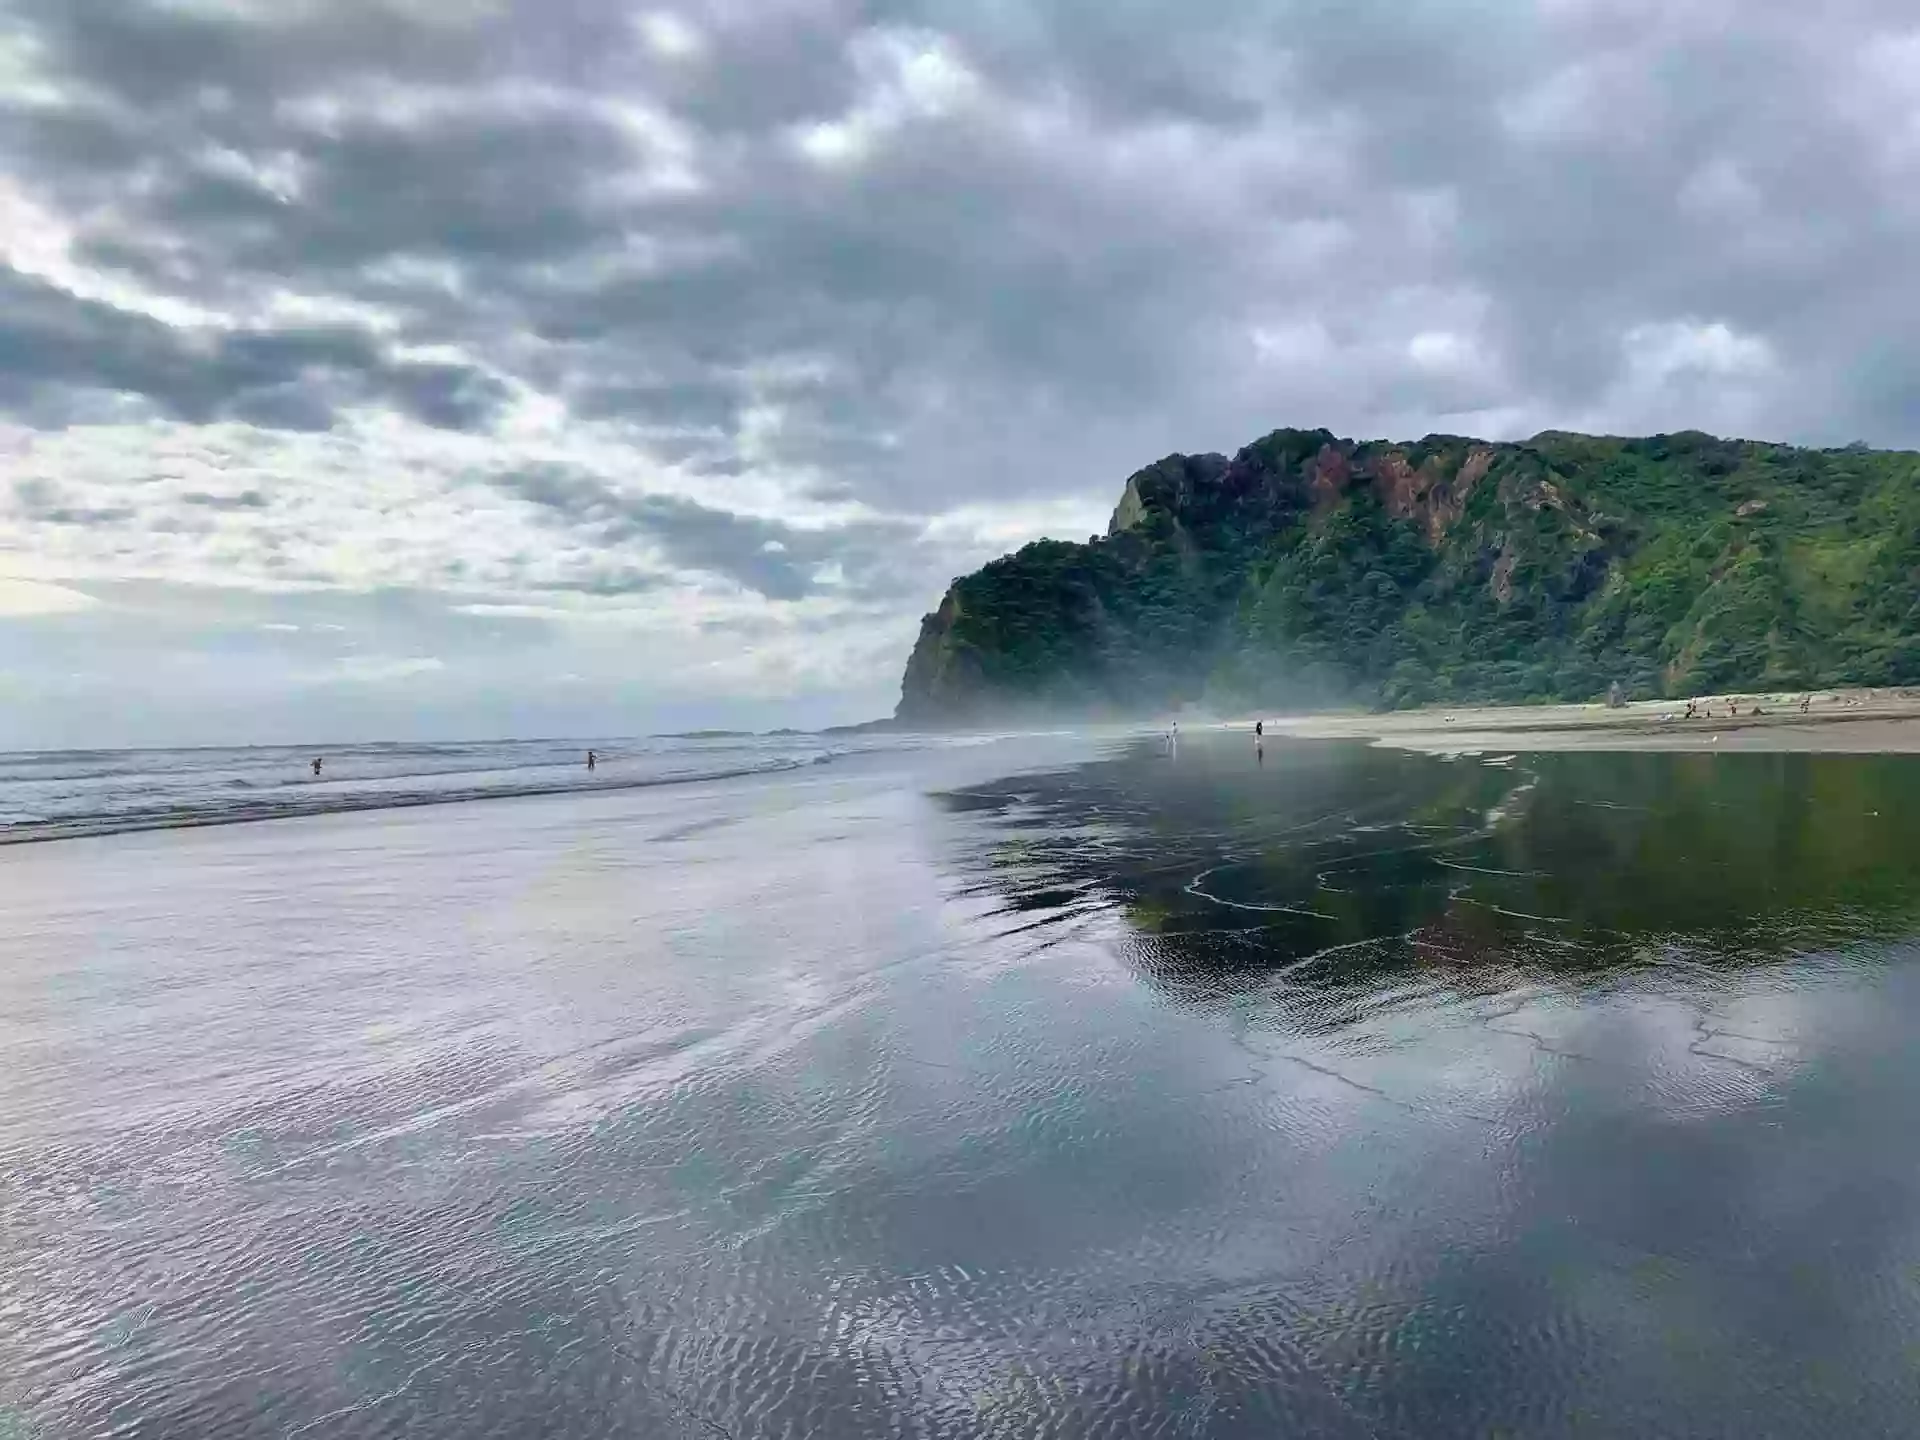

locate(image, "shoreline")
(0, 754), (838, 849)
(1241, 688), (1920, 754)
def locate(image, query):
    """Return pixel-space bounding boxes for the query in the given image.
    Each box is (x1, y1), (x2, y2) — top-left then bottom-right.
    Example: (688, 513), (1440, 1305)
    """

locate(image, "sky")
(2, 0), (1919, 746)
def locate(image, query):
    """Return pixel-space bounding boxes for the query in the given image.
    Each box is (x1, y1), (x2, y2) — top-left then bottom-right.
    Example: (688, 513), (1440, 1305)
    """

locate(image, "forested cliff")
(895, 428), (1920, 722)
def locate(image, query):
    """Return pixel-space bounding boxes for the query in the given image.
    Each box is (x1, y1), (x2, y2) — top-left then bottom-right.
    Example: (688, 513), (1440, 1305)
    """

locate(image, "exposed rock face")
(895, 426), (1920, 723)
(1489, 547), (1518, 604)
(898, 430), (1529, 721)
(1373, 444), (1492, 543)
(1108, 453), (1234, 536)
(894, 589), (978, 726)
(1108, 476), (1152, 535)
(1308, 444), (1350, 511)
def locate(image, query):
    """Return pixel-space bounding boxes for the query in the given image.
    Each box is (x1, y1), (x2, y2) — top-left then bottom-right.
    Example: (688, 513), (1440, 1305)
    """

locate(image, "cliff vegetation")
(895, 429), (1920, 722)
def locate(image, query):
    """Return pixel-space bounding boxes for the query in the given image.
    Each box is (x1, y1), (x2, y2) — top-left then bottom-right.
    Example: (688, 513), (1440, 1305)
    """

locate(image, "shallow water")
(5, 730), (1920, 1437)
(0, 732), (990, 842)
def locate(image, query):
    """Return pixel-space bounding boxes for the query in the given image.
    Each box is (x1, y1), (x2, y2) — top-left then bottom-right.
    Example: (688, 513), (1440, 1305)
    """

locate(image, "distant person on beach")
(311, 756), (323, 778)
(1254, 720), (1264, 741)
(587, 749), (597, 771)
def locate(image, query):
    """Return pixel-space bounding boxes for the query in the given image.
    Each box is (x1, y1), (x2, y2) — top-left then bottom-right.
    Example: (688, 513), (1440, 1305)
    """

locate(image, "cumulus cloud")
(0, 262), (508, 433)
(0, 0), (1915, 742)
(491, 464), (928, 601)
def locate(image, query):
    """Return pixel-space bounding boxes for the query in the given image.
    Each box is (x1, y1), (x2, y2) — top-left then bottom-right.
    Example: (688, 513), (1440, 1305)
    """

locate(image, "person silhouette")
(587, 749), (597, 772)
(311, 756), (323, 778)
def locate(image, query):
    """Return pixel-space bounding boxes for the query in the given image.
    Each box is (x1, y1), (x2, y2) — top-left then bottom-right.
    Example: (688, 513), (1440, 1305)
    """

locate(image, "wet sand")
(14, 729), (1920, 1435)
(1250, 688), (1920, 753)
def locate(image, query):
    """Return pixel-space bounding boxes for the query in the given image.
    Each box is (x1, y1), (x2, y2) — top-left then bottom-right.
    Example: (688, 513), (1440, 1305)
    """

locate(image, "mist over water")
(4, 728), (1920, 1436)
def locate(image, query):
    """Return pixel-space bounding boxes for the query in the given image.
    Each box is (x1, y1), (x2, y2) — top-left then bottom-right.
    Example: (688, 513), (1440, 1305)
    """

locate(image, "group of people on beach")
(1681, 698), (1769, 720)
(1676, 693), (1831, 722)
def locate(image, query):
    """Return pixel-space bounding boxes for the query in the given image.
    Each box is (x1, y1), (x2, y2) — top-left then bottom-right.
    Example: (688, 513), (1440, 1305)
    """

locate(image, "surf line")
(1456, 894), (1568, 924)
(1432, 858), (1541, 878)
(1183, 865), (1336, 919)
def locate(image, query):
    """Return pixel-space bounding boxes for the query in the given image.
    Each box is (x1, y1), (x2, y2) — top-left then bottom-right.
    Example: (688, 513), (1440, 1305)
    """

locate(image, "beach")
(1257, 687), (1920, 753)
(10, 728), (1920, 1436)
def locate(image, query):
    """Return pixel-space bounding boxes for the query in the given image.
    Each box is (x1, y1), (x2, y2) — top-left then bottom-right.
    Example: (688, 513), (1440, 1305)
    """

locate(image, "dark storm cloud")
(143, 103), (638, 281)
(0, 265), (507, 432)
(492, 465), (922, 601)
(178, 489), (269, 511)
(0, 1), (1275, 480)
(530, 569), (672, 599)
(11, 0), (504, 110)
(3, 0), (1920, 569)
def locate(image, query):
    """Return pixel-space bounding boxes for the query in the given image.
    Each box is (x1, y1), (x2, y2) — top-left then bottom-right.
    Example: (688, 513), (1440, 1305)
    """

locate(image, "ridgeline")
(895, 428), (1920, 723)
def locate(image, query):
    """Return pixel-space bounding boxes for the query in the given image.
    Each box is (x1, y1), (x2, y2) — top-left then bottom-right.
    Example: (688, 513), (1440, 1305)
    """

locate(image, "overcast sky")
(0, 0), (1916, 745)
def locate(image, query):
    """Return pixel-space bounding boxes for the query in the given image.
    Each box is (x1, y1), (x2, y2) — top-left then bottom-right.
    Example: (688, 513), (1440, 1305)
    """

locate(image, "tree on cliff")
(896, 428), (1920, 721)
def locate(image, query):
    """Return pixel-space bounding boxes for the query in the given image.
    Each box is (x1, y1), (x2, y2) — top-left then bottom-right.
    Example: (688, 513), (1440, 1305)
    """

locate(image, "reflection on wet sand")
(10, 731), (1920, 1438)
(938, 736), (1920, 1009)
(911, 734), (1920, 1434)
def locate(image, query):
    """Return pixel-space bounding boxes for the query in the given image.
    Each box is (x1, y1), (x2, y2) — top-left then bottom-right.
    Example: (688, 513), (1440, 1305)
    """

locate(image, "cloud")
(0, 576), (96, 616)
(316, 654), (446, 684)
(0, 0), (1917, 741)
(790, 28), (983, 169)
(12, 477), (133, 526)
(0, 263), (510, 433)
(491, 464), (925, 601)
(180, 488), (270, 511)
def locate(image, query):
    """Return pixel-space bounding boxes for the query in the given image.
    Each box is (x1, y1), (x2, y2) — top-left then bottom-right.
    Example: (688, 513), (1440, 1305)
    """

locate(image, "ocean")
(0, 731), (991, 844)
(5, 727), (1920, 1436)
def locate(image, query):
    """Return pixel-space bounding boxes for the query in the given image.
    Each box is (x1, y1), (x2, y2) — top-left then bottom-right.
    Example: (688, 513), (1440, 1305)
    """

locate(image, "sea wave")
(0, 727), (1097, 846)
(0, 751), (839, 847)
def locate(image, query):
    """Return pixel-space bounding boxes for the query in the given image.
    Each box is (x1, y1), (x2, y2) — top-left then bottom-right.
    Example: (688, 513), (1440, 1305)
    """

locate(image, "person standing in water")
(1255, 718), (1265, 764)
(587, 749), (597, 772)
(311, 756), (323, 778)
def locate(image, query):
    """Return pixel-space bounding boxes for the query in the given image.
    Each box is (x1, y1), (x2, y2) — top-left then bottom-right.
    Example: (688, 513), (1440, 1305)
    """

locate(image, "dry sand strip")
(1242, 689), (1920, 754)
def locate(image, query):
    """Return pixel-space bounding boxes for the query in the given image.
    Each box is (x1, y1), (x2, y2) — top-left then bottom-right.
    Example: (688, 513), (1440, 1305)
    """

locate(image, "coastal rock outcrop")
(896, 428), (1920, 722)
